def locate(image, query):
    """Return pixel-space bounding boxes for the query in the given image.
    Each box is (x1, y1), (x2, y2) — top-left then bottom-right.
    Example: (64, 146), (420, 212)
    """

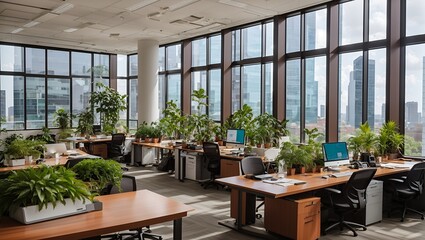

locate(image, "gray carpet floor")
(124, 166), (425, 240)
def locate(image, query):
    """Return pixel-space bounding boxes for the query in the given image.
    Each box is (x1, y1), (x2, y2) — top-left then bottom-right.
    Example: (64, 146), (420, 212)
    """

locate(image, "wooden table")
(0, 149), (88, 173)
(216, 165), (412, 237)
(0, 190), (194, 240)
(132, 142), (175, 166)
(66, 137), (113, 159)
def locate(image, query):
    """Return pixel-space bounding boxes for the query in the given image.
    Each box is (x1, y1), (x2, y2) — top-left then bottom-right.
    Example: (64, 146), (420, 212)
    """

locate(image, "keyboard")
(330, 172), (353, 178)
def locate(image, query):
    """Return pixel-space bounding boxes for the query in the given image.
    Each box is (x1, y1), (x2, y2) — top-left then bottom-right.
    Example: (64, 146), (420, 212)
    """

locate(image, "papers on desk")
(263, 178), (307, 187)
(380, 162), (416, 169)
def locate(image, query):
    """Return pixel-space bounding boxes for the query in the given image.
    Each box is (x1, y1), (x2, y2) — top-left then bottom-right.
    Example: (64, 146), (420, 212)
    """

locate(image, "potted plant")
(159, 100), (183, 140)
(275, 142), (313, 175)
(251, 113), (288, 148)
(4, 139), (45, 166)
(53, 108), (73, 140)
(189, 89), (215, 144)
(223, 104), (254, 145)
(304, 128), (324, 172)
(90, 82), (127, 135)
(76, 108), (94, 137)
(0, 165), (93, 224)
(71, 159), (123, 195)
(150, 122), (162, 143)
(378, 121), (404, 160)
(348, 122), (378, 161)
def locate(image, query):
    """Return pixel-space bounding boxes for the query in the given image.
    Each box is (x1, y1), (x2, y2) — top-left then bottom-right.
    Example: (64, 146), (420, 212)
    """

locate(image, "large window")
(0, 45), (23, 72)
(0, 76), (24, 130)
(339, 0), (363, 45)
(159, 44), (182, 111)
(47, 50), (69, 76)
(26, 77), (45, 129)
(47, 78), (70, 127)
(72, 52), (91, 76)
(26, 48), (45, 74)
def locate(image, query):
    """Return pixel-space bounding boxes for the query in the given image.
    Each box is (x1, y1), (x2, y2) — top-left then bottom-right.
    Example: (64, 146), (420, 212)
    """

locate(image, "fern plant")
(0, 165), (93, 215)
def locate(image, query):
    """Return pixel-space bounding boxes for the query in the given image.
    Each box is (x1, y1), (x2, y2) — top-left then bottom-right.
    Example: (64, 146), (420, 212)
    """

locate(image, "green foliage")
(304, 128), (324, 165)
(251, 113), (289, 146)
(404, 135), (422, 156)
(150, 122), (162, 138)
(53, 109), (72, 130)
(224, 104), (254, 144)
(76, 108), (94, 136)
(377, 121), (404, 155)
(4, 139), (45, 159)
(0, 165), (92, 215)
(135, 121), (152, 139)
(275, 142), (314, 169)
(90, 82), (127, 135)
(189, 89), (215, 143)
(0, 116), (6, 134)
(159, 101), (183, 139)
(347, 122), (378, 157)
(72, 159), (123, 194)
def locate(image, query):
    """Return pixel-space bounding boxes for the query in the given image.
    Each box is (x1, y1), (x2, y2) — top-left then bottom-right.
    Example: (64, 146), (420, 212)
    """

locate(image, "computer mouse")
(321, 175), (329, 179)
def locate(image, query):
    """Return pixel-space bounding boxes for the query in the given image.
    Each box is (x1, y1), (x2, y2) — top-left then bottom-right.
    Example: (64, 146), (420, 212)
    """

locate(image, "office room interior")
(1, 0), (425, 239)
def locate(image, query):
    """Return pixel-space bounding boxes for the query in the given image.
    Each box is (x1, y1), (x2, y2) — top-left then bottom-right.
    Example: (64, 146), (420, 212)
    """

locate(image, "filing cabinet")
(265, 197), (321, 240)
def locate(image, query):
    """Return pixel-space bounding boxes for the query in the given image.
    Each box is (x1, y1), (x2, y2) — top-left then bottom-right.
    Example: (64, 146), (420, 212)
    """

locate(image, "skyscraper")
(0, 90), (5, 118)
(346, 56), (375, 129)
(406, 101), (419, 123)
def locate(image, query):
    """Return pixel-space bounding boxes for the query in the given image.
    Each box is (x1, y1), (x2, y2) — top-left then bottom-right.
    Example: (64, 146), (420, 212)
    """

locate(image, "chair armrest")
(324, 188), (341, 194)
(387, 178), (404, 183)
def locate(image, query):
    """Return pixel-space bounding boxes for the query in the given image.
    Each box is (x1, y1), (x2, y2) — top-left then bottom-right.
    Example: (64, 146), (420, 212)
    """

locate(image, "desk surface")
(0, 190), (194, 240)
(133, 141), (175, 150)
(0, 149), (87, 173)
(216, 166), (409, 198)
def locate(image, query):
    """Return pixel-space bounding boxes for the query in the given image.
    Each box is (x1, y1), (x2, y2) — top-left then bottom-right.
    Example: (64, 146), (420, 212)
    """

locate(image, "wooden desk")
(216, 166), (411, 237)
(0, 190), (194, 240)
(132, 142), (175, 166)
(0, 149), (88, 173)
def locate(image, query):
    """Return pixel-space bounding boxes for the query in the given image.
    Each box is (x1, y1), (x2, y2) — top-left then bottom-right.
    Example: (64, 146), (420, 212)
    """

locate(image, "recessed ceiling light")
(218, 0), (247, 8)
(11, 28), (24, 33)
(51, 3), (74, 14)
(126, 0), (159, 12)
(23, 21), (40, 28)
(168, 0), (200, 11)
(64, 28), (79, 33)
(33, 13), (59, 22)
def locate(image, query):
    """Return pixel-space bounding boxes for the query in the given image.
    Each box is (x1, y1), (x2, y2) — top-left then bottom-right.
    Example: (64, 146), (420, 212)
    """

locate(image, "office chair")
(385, 162), (425, 222)
(64, 158), (84, 168)
(240, 156), (266, 219)
(202, 142), (222, 190)
(108, 133), (126, 161)
(323, 168), (377, 237)
(104, 175), (162, 240)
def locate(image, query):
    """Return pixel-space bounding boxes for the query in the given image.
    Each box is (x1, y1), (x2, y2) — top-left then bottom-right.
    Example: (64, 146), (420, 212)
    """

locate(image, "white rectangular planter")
(9, 198), (90, 224)
(6, 158), (25, 167)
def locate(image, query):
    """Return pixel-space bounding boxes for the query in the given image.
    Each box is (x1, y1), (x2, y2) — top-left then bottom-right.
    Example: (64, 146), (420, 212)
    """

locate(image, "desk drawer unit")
(185, 154), (208, 181)
(349, 180), (383, 226)
(265, 197), (321, 240)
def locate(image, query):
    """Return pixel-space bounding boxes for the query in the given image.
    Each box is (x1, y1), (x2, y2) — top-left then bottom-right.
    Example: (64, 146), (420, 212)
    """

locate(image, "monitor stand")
(325, 166), (341, 172)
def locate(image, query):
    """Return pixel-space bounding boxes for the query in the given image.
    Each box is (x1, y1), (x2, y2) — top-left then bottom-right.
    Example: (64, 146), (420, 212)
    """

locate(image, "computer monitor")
(93, 125), (101, 134)
(44, 143), (68, 158)
(322, 142), (350, 168)
(226, 129), (245, 149)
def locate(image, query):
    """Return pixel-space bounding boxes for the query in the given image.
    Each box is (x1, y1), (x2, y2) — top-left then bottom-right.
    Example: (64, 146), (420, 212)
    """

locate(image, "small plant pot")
(153, 138), (159, 143)
(144, 137), (152, 143)
(264, 143), (272, 149)
(287, 168), (296, 176)
(388, 153), (398, 160)
(182, 142), (188, 149)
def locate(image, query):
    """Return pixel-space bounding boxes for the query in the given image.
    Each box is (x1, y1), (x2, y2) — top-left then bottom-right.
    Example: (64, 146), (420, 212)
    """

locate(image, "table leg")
(173, 218), (182, 240)
(237, 190), (243, 229)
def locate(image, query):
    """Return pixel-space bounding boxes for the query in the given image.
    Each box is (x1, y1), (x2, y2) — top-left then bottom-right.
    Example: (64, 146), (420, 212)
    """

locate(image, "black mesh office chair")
(240, 156), (266, 219)
(323, 168), (377, 237)
(64, 158), (84, 168)
(385, 162), (425, 222)
(104, 175), (162, 240)
(202, 142), (222, 190)
(108, 133), (126, 161)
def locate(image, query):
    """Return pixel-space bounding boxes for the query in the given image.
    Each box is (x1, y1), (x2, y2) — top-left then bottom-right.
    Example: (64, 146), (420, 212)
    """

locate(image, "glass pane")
(191, 71), (207, 114)
(0, 45), (23, 72)
(47, 50), (69, 76)
(305, 56), (326, 139)
(94, 54), (109, 77)
(286, 15), (301, 53)
(129, 120), (138, 130)
(117, 79), (127, 123)
(406, 0), (425, 36)
(71, 52), (91, 76)
(286, 59), (301, 141)
(72, 78), (91, 127)
(94, 78), (109, 88)
(339, 0), (363, 45)
(117, 54), (128, 77)
(242, 64), (261, 116)
(167, 74), (181, 108)
(26, 77), (45, 129)
(232, 30), (240, 62)
(26, 48), (45, 74)
(192, 38), (206, 67)
(404, 44), (425, 155)
(158, 74), (166, 116)
(265, 22), (274, 56)
(369, 0), (386, 41)
(0, 76), (24, 130)
(209, 35), (221, 64)
(167, 44), (181, 70)
(305, 9), (327, 50)
(158, 47), (165, 72)
(129, 54), (138, 76)
(231, 67), (241, 113)
(209, 69), (221, 121)
(368, 49), (386, 131)
(242, 25), (261, 59)
(264, 63), (273, 114)
(129, 79), (138, 121)
(339, 52), (363, 140)
(47, 78), (70, 127)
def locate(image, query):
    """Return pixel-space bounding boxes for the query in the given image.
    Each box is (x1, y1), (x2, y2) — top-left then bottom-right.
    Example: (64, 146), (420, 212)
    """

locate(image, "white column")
(137, 39), (159, 124)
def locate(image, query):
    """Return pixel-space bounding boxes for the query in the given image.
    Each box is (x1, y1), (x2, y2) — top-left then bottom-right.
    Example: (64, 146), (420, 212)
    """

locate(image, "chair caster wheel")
(256, 214), (262, 219)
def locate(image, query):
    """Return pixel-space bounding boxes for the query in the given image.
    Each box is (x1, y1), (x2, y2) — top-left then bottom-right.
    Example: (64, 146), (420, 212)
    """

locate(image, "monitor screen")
(322, 142), (350, 167)
(226, 129), (245, 149)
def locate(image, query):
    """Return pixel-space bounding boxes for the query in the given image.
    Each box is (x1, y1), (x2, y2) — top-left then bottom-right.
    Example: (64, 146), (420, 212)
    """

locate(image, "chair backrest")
(109, 175), (137, 194)
(343, 168), (377, 209)
(405, 162), (425, 195)
(241, 156), (266, 175)
(202, 142), (221, 169)
(111, 133), (126, 145)
(109, 133), (126, 157)
(64, 158), (84, 168)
